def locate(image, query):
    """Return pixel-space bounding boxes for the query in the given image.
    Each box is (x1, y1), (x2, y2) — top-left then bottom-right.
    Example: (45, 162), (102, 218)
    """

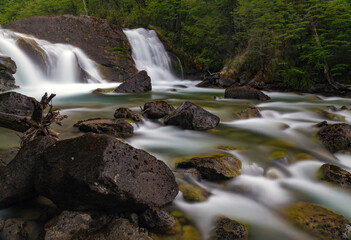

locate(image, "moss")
(214, 145), (246, 151)
(294, 153), (316, 161)
(269, 150), (286, 160)
(65, 37), (70, 42)
(92, 88), (115, 94)
(180, 225), (201, 240)
(179, 184), (210, 202)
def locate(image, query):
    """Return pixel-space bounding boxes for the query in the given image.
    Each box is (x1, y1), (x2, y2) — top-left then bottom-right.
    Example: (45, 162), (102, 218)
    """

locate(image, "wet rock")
(318, 164), (351, 189)
(35, 133), (178, 212)
(178, 184), (210, 202)
(0, 92), (35, 116)
(92, 88), (114, 94)
(196, 72), (220, 88)
(176, 154), (241, 181)
(164, 101), (220, 130)
(0, 136), (56, 209)
(114, 107), (143, 122)
(317, 123), (351, 153)
(211, 217), (248, 240)
(285, 202), (351, 240)
(218, 74), (237, 88)
(142, 101), (175, 119)
(114, 70), (151, 93)
(5, 15), (137, 82)
(74, 118), (133, 138)
(0, 218), (40, 240)
(17, 38), (47, 70)
(234, 107), (262, 119)
(0, 55), (17, 92)
(224, 85), (270, 101)
(139, 208), (176, 233)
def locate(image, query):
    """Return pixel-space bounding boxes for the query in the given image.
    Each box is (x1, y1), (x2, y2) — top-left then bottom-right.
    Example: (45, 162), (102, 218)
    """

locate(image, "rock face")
(319, 164), (351, 189)
(164, 101), (220, 130)
(224, 85), (270, 100)
(142, 101), (175, 119)
(211, 217), (248, 240)
(0, 92), (35, 116)
(286, 202), (351, 240)
(0, 55), (17, 91)
(176, 154), (241, 181)
(74, 118), (134, 138)
(114, 107), (143, 122)
(4, 15), (137, 82)
(317, 123), (351, 153)
(114, 70), (152, 93)
(0, 137), (56, 209)
(35, 133), (178, 212)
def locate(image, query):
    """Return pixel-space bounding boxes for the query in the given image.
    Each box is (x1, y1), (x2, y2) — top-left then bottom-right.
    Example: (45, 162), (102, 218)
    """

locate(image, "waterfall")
(0, 28), (105, 86)
(123, 28), (177, 83)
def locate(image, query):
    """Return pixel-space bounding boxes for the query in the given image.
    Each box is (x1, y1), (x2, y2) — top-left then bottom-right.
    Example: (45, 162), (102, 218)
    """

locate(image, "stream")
(0, 27), (351, 240)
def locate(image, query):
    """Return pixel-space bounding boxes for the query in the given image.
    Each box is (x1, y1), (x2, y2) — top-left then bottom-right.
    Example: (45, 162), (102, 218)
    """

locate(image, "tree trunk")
(0, 112), (30, 132)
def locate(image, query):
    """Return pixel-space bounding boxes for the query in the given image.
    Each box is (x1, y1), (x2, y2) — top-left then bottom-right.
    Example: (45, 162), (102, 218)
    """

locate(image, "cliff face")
(4, 15), (138, 82)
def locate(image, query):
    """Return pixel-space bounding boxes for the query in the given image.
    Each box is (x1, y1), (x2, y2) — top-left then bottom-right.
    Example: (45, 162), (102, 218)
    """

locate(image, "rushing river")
(0, 27), (351, 240)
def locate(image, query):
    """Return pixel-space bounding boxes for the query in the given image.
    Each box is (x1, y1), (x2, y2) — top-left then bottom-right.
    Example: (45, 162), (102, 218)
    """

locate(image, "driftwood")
(0, 93), (67, 146)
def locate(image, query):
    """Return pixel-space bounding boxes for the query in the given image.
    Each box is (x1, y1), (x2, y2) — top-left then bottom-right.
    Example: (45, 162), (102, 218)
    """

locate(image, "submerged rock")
(0, 137), (56, 209)
(317, 123), (351, 153)
(211, 217), (248, 240)
(164, 101), (220, 130)
(176, 154), (241, 181)
(234, 107), (262, 119)
(114, 107), (143, 122)
(114, 70), (151, 93)
(178, 184), (210, 202)
(0, 55), (17, 92)
(74, 118), (134, 138)
(285, 202), (351, 240)
(0, 92), (35, 116)
(224, 85), (270, 101)
(318, 164), (351, 189)
(35, 133), (178, 212)
(142, 101), (175, 119)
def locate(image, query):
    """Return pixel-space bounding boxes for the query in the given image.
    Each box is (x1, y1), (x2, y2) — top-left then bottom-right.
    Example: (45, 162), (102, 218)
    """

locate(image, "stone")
(0, 92), (35, 116)
(319, 164), (351, 189)
(178, 184), (210, 202)
(0, 218), (40, 240)
(35, 133), (178, 212)
(74, 118), (133, 138)
(114, 70), (152, 93)
(285, 202), (351, 240)
(142, 101), (175, 119)
(317, 123), (351, 153)
(218, 74), (237, 88)
(114, 107), (143, 122)
(139, 208), (176, 233)
(224, 85), (270, 101)
(176, 154), (242, 181)
(164, 101), (220, 130)
(234, 107), (262, 119)
(211, 217), (248, 240)
(0, 137), (56, 209)
(17, 38), (47, 70)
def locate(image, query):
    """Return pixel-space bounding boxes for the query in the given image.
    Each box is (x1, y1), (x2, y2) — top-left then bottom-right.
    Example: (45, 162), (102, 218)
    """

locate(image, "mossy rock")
(211, 216), (249, 240)
(181, 225), (201, 240)
(92, 88), (115, 94)
(179, 184), (210, 202)
(294, 153), (316, 161)
(214, 145), (246, 151)
(317, 164), (351, 189)
(233, 107), (262, 120)
(269, 150), (286, 160)
(284, 202), (351, 240)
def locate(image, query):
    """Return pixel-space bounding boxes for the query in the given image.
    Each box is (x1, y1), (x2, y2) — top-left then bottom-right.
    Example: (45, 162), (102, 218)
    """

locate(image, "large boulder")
(114, 70), (152, 93)
(74, 118), (134, 138)
(0, 91), (35, 116)
(114, 107), (143, 123)
(4, 15), (137, 82)
(142, 101), (175, 119)
(317, 123), (351, 153)
(318, 164), (351, 189)
(0, 137), (56, 209)
(35, 133), (178, 212)
(0, 55), (17, 91)
(176, 154), (241, 181)
(224, 85), (270, 101)
(164, 101), (220, 130)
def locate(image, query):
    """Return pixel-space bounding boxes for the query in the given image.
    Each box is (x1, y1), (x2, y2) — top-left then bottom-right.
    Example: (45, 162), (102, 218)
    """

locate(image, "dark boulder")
(139, 208), (176, 233)
(196, 73), (220, 88)
(0, 55), (17, 92)
(0, 137), (56, 209)
(218, 74), (238, 88)
(114, 70), (152, 93)
(114, 107), (143, 122)
(317, 123), (351, 153)
(4, 15), (137, 82)
(211, 217), (248, 240)
(35, 133), (178, 212)
(176, 154), (241, 181)
(142, 101), (175, 119)
(0, 92), (35, 116)
(224, 85), (270, 101)
(319, 164), (351, 189)
(74, 118), (133, 138)
(164, 101), (220, 130)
